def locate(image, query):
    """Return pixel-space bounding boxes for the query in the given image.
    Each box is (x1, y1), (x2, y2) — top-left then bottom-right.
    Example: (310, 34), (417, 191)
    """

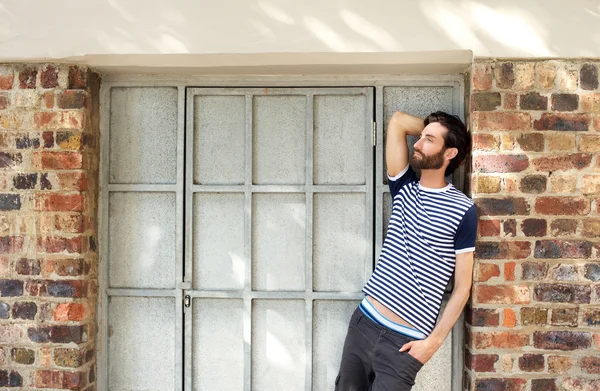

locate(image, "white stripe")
(360, 298), (427, 339)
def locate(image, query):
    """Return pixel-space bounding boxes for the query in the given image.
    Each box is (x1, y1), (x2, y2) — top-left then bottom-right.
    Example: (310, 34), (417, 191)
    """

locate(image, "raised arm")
(386, 112), (426, 177)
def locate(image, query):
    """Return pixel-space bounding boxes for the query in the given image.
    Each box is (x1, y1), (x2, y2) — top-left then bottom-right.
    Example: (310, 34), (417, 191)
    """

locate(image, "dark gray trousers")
(335, 308), (424, 391)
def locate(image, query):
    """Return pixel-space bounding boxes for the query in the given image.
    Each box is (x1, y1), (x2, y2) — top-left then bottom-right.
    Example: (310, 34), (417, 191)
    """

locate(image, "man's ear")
(445, 147), (458, 161)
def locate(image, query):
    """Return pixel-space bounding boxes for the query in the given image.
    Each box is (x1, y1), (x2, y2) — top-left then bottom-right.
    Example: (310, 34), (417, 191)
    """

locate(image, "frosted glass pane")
(314, 95), (366, 185)
(108, 297), (175, 391)
(253, 96), (306, 185)
(109, 192), (176, 289)
(252, 300), (305, 391)
(193, 193), (245, 290)
(110, 87), (177, 184)
(194, 95), (245, 185)
(312, 300), (359, 391)
(252, 194), (305, 291)
(193, 299), (244, 391)
(313, 194), (367, 291)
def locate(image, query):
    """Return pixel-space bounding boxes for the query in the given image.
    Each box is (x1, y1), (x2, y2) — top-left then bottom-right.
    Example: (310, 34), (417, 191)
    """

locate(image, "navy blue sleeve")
(388, 165), (418, 198)
(454, 204), (478, 254)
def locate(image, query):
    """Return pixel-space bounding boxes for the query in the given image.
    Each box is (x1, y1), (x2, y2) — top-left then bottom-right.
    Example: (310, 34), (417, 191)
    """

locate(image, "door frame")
(98, 75), (466, 391)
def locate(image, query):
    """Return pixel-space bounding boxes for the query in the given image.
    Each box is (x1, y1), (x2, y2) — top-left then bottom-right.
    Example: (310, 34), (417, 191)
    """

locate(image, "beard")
(409, 148), (446, 170)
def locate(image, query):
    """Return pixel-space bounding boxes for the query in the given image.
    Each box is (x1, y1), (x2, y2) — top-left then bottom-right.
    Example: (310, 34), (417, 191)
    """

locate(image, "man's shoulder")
(444, 187), (475, 210)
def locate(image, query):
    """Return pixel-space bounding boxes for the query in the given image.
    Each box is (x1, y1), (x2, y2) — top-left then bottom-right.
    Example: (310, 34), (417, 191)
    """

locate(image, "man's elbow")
(453, 283), (472, 301)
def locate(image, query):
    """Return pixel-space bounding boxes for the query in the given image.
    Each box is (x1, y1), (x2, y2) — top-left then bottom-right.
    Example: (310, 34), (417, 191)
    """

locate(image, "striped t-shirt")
(363, 164), (477, 336)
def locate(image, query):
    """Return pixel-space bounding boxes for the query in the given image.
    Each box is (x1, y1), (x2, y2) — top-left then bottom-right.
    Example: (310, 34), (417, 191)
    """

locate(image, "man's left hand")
(399, 338), (440, 365)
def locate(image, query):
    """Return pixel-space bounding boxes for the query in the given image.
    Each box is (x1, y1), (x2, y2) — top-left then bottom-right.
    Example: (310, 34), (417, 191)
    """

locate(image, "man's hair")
(424, 111), (471, 176)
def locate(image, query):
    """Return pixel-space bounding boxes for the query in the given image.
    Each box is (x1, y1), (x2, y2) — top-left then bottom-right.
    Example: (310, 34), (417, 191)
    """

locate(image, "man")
(335, 111), (477, 391)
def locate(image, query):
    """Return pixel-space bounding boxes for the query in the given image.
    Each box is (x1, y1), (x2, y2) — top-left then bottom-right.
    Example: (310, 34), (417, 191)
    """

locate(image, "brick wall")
(467, 60), (600, 391)
(0, 64), (99, 390)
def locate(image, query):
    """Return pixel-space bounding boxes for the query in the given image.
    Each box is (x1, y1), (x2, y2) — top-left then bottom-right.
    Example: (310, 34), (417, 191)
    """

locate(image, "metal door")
(100, 79), (465, 391)
(183, 88), (375, 391)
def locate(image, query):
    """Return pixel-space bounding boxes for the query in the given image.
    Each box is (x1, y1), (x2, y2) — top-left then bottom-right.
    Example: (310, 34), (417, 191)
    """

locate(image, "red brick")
(474, 332), (530, 349)
(519, 175), (546, 193)
(35, 370), (62, 388)
(474, 285), (530, 304)
(54, 303), (86, 321)
(473, 93), (501, 111)
(532, 153), (592, 171)
(504, 93), (517, 110)
(34, 111), (85, 130)
(552, 264), (580, 281)
(503, 219), (517, 236)
(516, 133), (544, 151)
(36, 194), (83, 212)
(504, 262), (516, 281)
(534, 283), (591, 304)
(521, 219), (547, 237)
(496, 63), (515, 89)
(55, 215), (85, 233)
(550, 219), (578, 236)
(57, 172), (88, 191)
(466, 352), (498, 372)
(535, 240), (592, 259)
(474, 378), (526, 391)
(535, 197), (590, 215)
(473, 112), (531, 131)
(473, 63), (493, 91)
(475, 263), (500, 282)
(580, 63), (599, 90)
(42, 132), (54, 148)
(467, 307), (499, 327)
(68, 67), (88, 89)
(579, 357), (600, 375)
(534, 113), (589, 131)
(474, 155), (529, 173)
(551, 93), (579, 111)
(518, 354), (544, 372)
(531, 379), (556, 391)
(37, 236), (84, 254)
(19, 68), (37, 89)
(473, 134), (500, 150)
(561, 378), (600, 391)
(519, 92), (548, 110)
(40, 65), (58, 89)
(534, 331), (591, 350)
(39, 152), (83, 170)
(476, 198), (530, 216)
(57, 91), (88, 109)
(42, 259), (86, 277)
(551, 307), (579, 326)
(478, 220), (500, 237)
(42, 92), (54, 109)
(0, 74), (14, 90)
(476, 241), (531, 259)
(503, 308), (517, 327)
(0, 236), (24, 254)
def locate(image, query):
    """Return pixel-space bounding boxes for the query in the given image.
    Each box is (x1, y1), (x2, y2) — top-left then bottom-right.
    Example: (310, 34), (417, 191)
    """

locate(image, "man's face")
(410, 122), (448, 170)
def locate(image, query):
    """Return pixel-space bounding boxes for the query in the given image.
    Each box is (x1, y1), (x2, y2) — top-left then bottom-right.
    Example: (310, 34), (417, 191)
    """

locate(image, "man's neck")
(419, 169), (448, 189)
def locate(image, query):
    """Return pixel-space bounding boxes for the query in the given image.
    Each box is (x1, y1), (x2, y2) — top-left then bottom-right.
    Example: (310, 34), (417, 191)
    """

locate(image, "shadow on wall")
(0, 0), (599, 58)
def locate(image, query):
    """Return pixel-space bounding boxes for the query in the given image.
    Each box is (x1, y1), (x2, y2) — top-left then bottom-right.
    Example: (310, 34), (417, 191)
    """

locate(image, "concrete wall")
(1, 1), (599, 73)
